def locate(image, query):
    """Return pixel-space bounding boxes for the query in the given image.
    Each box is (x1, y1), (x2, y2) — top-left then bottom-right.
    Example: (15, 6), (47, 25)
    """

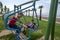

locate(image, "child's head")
(32, 19), (34, 22)
(17, 12), (23, 18)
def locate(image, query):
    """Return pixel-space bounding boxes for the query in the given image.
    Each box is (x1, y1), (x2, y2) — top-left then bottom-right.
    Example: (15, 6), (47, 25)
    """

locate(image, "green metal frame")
(45, 0), (58, 40)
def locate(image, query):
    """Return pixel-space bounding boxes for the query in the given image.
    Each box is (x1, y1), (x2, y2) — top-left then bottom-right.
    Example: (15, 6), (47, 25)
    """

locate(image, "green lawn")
(0, 16), (60, 40)
(0, 16), (5, 32)
(0, 34), (16, 40)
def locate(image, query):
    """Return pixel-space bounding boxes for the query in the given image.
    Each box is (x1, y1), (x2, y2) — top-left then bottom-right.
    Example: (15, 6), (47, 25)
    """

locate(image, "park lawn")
(0, 33), (16, 40)
(0, 16), (43, 40)
(0, 16), (5, 32)
(0, 16), (60, 40)
(55, 23), (60, 40)
(0, 32), (43, 40)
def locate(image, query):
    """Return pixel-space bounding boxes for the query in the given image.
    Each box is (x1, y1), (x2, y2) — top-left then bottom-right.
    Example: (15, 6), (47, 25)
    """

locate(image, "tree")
(4, 6), (7, 13)
(26, 10), (27, 16)
(0, 2), (3, 14)
(39, 6), (43, 20)
(32, 8), (34, 18)
(7, 8), (10, 12)
(28, 9), (30, 16)
(32, 8), (36, 19)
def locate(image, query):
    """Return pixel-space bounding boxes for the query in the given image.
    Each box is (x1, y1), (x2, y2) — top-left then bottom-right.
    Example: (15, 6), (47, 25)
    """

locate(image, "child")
(26, 20), (37, 30)
(8, 13), (23, 34)
(22, 20), (37, 32)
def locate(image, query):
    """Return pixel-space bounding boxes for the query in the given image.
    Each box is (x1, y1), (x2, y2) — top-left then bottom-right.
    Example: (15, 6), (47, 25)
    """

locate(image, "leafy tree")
(0, 2), (3, 14)
(4, 6), (7, 13)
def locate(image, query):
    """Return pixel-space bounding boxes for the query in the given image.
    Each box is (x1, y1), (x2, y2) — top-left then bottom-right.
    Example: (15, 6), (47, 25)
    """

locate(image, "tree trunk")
(39, 8), (42, 20)
(4, 6), (7, 14)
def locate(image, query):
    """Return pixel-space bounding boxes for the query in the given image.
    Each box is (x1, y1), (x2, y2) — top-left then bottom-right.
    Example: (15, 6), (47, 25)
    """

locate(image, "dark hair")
(32, 19), (34, 21)
(18, 12), (23, 16)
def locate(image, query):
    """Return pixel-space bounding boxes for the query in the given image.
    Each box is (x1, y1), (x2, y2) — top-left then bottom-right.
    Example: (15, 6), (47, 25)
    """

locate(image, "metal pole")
(14, 5), (16, 12)
(33, 1), (40, 28)
(51, 0), (58, 40)
(14, 5), (16, 15)
(45, 0), (56, 40)
(17, 6), (19, 13)
(20, 6), (21, 9)
(32, 8), (34, 19)
(17, 0), (38, 7)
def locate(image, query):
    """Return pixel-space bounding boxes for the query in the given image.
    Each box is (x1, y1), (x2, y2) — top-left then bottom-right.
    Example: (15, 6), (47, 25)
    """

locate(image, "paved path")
(0, 15), (2, 16)
(0, 30), (12, 37)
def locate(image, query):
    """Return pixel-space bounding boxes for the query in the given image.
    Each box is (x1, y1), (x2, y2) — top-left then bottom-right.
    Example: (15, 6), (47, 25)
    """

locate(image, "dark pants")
(9, 24), (21, 33)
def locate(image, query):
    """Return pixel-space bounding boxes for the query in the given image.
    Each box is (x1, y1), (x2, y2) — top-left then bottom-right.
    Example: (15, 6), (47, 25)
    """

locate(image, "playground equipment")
(1, 0), (59, 40)
(2, 0), (39, 40)
(45, 0), (58, 40)
(59, 2), (60, 4)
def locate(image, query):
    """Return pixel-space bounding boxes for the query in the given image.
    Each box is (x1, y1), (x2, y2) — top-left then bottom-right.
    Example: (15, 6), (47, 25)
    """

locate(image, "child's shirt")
(9, 16), (17, 25)
(27, 22), (34, 28)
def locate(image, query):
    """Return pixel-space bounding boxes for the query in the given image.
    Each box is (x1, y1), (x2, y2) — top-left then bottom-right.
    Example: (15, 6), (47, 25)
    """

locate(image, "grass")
(0, 16), (5, 32)
(0, 16), (43, 40)
(0, 31), (43, 40)
(30, 32), (43, 40)
(0, 16), (60, 40)
(55, 23), (60, 40)
(0, 33), (15, 40)
(23, 29), (43, 40)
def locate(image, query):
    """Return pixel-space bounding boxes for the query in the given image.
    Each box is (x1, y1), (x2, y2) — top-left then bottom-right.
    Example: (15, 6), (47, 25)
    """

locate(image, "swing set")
(2, 0), (39, 40)
(2, 0), (59, 40)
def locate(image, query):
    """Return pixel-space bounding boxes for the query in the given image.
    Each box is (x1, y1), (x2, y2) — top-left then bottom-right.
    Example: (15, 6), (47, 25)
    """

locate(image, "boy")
(26, 20), (37, 30)
(8, 13), (23, 34)
(22, 20), (37, 32)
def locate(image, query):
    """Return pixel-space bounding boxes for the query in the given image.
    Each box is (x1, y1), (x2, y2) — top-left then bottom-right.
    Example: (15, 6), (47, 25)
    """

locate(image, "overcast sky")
(0, 0), (60, 17)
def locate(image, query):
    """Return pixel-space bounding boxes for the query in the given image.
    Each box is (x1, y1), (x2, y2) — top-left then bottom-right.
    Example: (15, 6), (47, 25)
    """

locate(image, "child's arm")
(23, 24), (27, 28)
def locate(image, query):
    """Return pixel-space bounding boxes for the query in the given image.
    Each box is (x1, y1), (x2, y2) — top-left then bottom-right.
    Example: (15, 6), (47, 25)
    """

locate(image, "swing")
(2, 0), (39, 40)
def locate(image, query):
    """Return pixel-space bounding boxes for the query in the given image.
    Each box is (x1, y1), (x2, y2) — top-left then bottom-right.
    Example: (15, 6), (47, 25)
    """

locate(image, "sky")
(0, 0), (60, 17)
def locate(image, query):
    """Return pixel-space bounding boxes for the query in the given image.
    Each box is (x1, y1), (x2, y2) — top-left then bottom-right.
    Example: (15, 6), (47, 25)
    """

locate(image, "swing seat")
(6, 23), (23, 30)
(6, 26), (18, 34)
(6, 24), (24, 34)
(20, 37), (29, 40)
(19, 33), (30, 40)
(6, 26), (18, 30)
(21, 38), (29, 40)
(6, 26), (21, 40)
